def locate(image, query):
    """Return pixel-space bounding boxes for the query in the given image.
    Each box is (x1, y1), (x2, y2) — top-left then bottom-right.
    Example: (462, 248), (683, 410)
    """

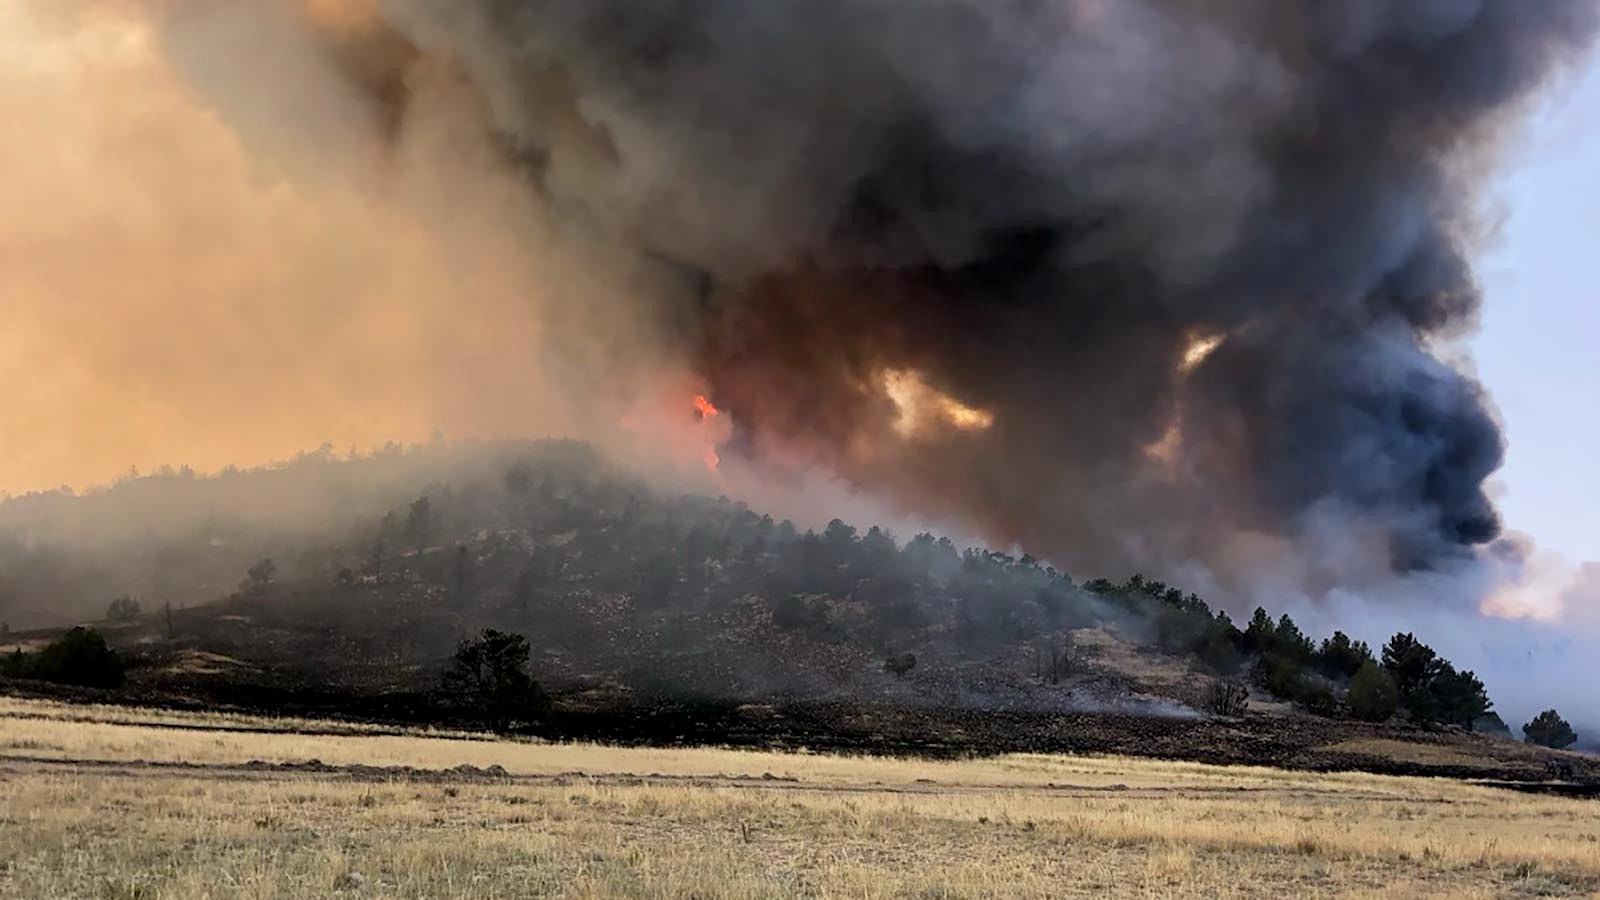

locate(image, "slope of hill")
(0, 441), (1590, 783)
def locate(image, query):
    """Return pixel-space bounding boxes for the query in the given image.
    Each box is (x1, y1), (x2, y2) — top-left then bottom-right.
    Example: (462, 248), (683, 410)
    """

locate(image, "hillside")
(0, 441), (1591, 783)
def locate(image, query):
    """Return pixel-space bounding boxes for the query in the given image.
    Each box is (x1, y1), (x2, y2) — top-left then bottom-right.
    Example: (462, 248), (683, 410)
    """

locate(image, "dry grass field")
(1, 697), (1597, 898)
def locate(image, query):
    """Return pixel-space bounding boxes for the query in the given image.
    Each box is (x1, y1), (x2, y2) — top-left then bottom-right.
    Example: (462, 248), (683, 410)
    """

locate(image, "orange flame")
(693, 394), (722, 471)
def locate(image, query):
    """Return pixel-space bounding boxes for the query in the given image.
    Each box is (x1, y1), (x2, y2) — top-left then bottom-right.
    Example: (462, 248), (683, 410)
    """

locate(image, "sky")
(1474, 57), (1600, 566)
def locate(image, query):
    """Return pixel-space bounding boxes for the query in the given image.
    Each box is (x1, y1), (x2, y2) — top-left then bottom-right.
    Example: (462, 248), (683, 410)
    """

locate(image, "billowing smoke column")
(176, 2), (1600, 589)
(363, 1), (1599, 586)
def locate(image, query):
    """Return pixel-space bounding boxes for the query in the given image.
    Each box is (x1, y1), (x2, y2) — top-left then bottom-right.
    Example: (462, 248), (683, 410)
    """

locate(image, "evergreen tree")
(1382, 633), (1443, 723)
(406, 495), (437, 552)
(1318, 631), (1372, 679)
(1346, 660), (1398, 722)
(445, 630), (549, 732)
(1242, 607), (1275, 654)
(1273, 614), (1314, 663)
(1431, 664), (1492, 729)
(1523, 709), (1578, 749)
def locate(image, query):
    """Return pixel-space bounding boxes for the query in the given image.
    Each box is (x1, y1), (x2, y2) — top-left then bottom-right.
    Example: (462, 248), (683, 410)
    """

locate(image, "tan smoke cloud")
(0, 1), (644, 493)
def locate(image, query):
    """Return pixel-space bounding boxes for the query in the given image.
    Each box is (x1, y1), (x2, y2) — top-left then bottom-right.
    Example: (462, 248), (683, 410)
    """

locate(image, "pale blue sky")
(1474, 58), (1600, 564)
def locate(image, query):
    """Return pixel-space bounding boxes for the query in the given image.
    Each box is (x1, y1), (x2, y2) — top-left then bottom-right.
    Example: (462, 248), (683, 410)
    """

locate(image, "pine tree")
(1431, 664), (1492, 729)
(1347, 660), (1398, 722)
(1382, 633), (1442, 723)
(1242, 607), (1275, 654)
(1523, 709), (1578, 749)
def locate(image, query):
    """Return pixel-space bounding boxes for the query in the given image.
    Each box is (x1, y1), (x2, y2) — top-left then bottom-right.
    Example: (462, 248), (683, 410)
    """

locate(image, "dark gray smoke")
(344, 1), (1595, 586)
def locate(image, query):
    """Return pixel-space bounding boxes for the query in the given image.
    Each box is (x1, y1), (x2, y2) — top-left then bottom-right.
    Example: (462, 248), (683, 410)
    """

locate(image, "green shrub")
(1252, 654), (1304, 700)
(883, 652), (917, 680)
(1197, 626), (1239, 673)
(771, 594), (815, 631)
(8, 627), (126, 688)
(1297, 681), (1338, 717)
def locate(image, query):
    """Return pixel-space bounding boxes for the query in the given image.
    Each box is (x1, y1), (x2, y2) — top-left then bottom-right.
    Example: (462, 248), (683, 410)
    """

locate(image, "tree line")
(1084, 574), (1577, 746)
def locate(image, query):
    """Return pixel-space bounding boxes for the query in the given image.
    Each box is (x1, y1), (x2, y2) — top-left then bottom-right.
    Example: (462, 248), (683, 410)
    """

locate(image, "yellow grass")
(0, 697), (1596, 898)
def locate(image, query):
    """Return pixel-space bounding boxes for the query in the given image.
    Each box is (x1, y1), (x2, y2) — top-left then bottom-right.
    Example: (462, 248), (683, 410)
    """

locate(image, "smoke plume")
(381, 0), (1597, 588)
(6, 1), (1599, 598)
